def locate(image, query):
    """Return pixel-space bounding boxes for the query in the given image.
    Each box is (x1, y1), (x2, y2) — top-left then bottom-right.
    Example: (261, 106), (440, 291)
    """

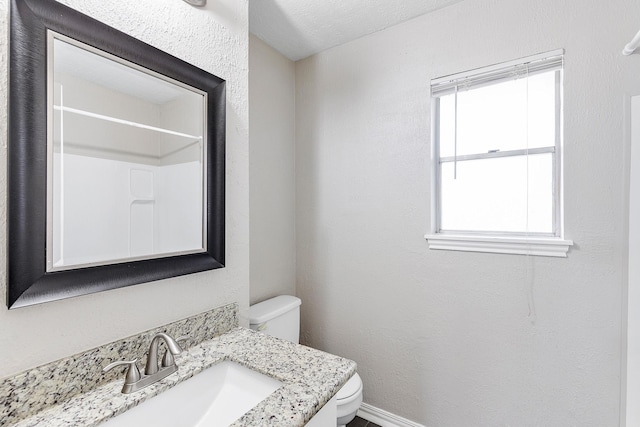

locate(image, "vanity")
(2, 2), (355, 424)
(0, 303), (356, 426)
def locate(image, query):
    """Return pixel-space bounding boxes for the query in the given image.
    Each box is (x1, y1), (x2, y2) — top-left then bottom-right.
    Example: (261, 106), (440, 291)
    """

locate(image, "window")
(426, 50), (572, 257)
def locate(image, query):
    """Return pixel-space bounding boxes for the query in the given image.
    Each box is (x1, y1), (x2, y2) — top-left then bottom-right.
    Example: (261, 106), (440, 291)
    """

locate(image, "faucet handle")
(161, 336), (189, 368)
(161, 350), (175, 368)
(103, 359), (141, 385)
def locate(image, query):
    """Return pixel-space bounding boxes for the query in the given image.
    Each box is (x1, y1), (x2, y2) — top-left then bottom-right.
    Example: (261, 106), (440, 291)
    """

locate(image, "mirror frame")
(8, 0), (226, 308)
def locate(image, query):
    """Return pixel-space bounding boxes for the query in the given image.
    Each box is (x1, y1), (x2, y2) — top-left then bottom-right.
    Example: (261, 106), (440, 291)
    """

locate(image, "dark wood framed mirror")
(8, 0), (225, 308)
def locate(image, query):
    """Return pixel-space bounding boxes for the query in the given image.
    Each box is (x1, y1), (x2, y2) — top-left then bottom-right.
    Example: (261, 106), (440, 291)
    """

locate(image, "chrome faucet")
(144, 333), (183, 375)
(104, 333), (184, 394)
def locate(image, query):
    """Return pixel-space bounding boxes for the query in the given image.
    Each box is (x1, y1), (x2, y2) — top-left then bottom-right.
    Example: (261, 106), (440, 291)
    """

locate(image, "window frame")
(426, 50), (573, 257)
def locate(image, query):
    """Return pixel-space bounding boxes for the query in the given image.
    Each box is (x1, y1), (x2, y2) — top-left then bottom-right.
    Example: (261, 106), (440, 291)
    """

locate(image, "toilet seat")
(336, 373), (363, 427)
(337, 373), (362, 403)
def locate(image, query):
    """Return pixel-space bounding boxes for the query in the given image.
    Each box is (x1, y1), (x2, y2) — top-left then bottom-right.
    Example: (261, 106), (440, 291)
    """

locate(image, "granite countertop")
(11, 327), (357, 427)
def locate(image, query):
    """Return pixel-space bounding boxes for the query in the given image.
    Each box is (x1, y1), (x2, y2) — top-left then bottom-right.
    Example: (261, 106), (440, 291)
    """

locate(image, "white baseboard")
(357, 403), (426, 427)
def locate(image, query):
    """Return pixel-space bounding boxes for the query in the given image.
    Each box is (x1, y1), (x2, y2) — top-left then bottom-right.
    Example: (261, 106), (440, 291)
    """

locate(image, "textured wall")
(249, 35), (296, 305)
(0, 0), (249, 378)
(627, 97), (640, 426)
(295, 0), (640, 425)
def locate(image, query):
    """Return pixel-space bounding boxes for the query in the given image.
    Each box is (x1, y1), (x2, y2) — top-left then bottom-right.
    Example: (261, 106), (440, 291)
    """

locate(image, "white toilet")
(249, 295), (363, 427)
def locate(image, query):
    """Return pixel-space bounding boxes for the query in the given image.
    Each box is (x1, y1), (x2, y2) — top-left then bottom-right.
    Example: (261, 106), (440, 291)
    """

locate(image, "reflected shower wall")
(52, 154), (203, 268)
(50, 40), (205, 270)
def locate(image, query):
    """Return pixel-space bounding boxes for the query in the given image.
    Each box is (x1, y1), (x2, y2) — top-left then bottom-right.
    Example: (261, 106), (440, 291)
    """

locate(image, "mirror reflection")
(48, 33), (207, 271)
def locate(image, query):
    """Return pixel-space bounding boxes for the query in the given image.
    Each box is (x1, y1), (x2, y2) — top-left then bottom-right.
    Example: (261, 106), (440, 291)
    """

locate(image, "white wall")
(0, 0), (249, 378)
(626, 96), (640, 426)
(249, 34), (296, 304)
(295, 0), (640, 425)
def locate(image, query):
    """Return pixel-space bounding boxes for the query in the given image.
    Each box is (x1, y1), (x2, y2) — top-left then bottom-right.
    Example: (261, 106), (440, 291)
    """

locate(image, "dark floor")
(346, 416), (382, 427)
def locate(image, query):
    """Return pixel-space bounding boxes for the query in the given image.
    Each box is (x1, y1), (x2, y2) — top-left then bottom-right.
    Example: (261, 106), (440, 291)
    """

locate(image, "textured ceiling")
(249, 0), (466, 61)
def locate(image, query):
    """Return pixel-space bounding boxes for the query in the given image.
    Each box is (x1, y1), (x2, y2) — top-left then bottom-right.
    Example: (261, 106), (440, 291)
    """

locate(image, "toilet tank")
(249, 295), (301, 344)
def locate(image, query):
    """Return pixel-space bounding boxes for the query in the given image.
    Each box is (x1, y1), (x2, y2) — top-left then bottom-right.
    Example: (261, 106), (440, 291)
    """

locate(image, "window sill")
(424, 234), (573, 257)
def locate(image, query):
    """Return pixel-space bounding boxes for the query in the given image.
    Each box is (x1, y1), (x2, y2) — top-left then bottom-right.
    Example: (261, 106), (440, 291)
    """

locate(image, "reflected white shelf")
(53, 105), (202, 140)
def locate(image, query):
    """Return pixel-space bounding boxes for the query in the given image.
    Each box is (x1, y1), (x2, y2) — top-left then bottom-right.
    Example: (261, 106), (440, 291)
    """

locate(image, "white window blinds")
(431, 50), (564, 97)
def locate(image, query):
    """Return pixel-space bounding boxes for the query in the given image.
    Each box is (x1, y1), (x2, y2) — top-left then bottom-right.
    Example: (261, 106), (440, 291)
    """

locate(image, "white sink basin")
(101, 361), (282, 427)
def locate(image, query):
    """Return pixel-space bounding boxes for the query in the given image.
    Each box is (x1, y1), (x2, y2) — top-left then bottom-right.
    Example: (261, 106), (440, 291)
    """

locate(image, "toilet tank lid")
(249, 295), (301, 324)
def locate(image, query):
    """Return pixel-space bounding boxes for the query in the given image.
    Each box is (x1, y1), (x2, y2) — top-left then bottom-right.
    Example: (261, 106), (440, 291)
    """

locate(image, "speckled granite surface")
(9, 327), (356, 427)
(1, 303), (238, 426)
